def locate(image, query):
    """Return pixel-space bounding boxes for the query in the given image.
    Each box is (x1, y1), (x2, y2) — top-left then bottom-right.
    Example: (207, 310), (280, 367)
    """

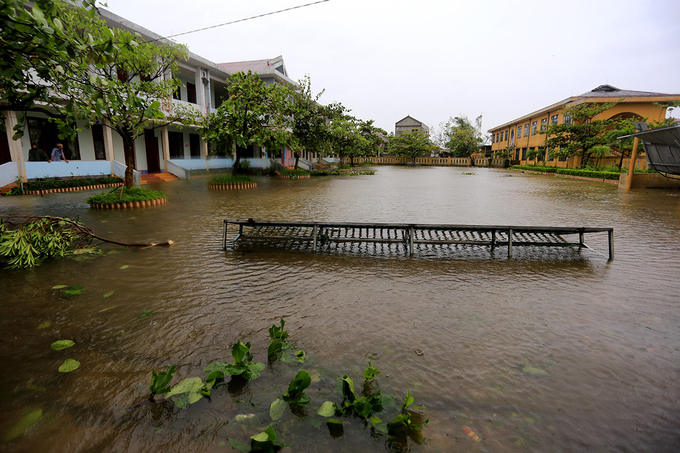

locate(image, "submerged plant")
(270, 370), (312, 420)
(148, 365), (176, 402)
(371, 390), (428, 434)
(229, 424), (288, 453)
(203, 340), (266, 383)
(267, 318), (305, 363)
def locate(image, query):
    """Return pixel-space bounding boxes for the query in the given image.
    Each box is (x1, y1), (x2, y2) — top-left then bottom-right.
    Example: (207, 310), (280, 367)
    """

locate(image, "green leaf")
(120, 265), (129, 269)
(327, 418), (344, 425)
(103, 291), (115, 298)
(51, 340), (75, 350)
(165, 376), (205, 408)
(317, 401), (337, 417)
(137, 310), (154, 319)
(99, 305), (118, 313)
(4, 409), (43, 442)
(52, 285), (68, 289)
(270, 398), (287, 421)
(58, 358), (80, 372)
(38, 321), (51, 330)
(251, 431), (270, 442)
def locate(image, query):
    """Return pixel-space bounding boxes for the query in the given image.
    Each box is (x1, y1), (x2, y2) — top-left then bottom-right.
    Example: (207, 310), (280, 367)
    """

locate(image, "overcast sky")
(103, 0), (680, 137)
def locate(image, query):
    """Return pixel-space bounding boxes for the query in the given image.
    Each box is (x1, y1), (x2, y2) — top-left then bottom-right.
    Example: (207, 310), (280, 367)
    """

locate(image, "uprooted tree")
(0, 216), (172, 269)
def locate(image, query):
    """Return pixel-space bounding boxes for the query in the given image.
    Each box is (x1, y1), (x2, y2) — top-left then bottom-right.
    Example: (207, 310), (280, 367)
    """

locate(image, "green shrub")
(86, 187), (167, 205)
(25, 176), (123, 191)
(282, 169), (310, 176)
(555, 168), (620, 180)
(512, 165), (557, 173)
(207, 174), (254, 185)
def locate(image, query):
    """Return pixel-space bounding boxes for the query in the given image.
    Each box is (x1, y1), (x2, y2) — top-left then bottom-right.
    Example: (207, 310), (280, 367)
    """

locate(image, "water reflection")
(1, 167), (679, 452)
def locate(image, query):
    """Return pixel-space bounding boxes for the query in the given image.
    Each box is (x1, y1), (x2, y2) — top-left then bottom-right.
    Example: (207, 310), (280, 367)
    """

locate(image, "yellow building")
(488, 84), (680, 168)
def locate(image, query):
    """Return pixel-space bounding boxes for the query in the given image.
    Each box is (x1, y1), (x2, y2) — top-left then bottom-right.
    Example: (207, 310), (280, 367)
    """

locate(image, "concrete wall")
(619, 173), (680, 189)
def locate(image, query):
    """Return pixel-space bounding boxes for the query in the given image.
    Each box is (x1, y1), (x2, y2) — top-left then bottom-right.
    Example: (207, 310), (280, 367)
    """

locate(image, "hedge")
(207, 175), (255, 185)
(512, 165), (619, 180)
(86, 187), (167, 205)
(23, 176), (123, 191)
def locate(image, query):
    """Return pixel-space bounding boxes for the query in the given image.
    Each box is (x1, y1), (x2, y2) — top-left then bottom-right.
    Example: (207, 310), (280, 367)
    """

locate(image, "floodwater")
(1, 166), (679, 452)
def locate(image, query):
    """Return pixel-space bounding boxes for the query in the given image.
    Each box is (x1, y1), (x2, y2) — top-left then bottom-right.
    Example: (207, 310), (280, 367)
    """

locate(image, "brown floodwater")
(1, 166), (679, 452)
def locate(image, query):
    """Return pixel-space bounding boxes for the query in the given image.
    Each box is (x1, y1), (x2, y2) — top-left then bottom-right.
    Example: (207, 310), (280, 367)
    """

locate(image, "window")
(173, 86), (181, 100)
(564, 114), (572, 125)
(504, 130), (508, 141)
(187, 83), (197, 104)
(540, 118), (548, 131)
(531, 121), (538, 135)
(491, 134), (494, 144)
(27, 117), (81, 160)
(521, 148), (527, 160)
(551, 114), (559, 124)
(168, 131), (184, 159)
(517, 126), (522, 139)
(523, 124), (529, 137)
(91, 124), (106, 160)
(190, 134), (201, 159)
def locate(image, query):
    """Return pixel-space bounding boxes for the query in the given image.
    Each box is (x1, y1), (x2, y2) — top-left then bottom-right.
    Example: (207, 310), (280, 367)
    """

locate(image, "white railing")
(112, 160), (140, 186)
(172, 99), (204, 115)
(206, 157), (235, 169)
(0, 161), (19, 188)
(26, 161), (112, 179)
(166, 160), (190, 179)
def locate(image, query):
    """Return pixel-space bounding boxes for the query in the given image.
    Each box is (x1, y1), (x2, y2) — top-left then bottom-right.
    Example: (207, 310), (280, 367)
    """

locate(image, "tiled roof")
(489, 85), (680, 132)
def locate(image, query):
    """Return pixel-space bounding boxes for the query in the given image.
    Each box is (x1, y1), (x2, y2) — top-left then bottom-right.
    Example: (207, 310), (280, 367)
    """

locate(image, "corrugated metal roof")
(624, 124), (680, 175)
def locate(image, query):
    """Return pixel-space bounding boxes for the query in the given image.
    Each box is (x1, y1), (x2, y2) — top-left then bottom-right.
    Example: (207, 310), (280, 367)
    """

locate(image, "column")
(103, 121), (115, 175)
(5, 111), (26, 181)
(161, 126), (170, 172)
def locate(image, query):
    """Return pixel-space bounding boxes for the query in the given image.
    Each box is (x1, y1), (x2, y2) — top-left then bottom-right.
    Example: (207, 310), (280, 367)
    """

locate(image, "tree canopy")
(440, 115), (483, 157)
(0, 0), (115, 137)
(202, 71), (292, 170)
(540, 102), (620, 168)
(387, 130), (436, 162)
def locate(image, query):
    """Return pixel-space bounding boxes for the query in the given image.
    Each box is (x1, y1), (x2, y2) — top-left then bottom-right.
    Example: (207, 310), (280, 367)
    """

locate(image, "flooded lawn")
(1, 167), (679, 452)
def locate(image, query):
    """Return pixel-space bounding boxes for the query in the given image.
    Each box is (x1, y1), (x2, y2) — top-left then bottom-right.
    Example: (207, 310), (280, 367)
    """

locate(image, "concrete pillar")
(103, 121), (115, 175)
(202, 139), (209, 170)
(161, 126), (170, 172)
(5, 111), (26, 181)
(625, 136), (640, 192)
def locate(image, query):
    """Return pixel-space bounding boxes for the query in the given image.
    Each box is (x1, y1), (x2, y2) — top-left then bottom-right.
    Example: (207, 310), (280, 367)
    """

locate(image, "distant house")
(488, 84), (680, 167)
(395, 116), (430, 137)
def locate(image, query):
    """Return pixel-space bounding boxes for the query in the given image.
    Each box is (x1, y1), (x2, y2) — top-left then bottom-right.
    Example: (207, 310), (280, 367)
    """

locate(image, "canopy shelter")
(621, 123), (680, 176)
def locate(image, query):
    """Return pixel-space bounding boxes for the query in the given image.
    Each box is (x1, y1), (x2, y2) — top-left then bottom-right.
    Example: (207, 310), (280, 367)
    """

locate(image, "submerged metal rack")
(223, 219), (614, 260)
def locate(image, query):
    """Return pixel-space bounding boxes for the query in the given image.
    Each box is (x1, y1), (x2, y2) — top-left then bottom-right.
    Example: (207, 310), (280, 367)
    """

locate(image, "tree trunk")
(122, 132), (136, 188)
(294, 151), (300, 170)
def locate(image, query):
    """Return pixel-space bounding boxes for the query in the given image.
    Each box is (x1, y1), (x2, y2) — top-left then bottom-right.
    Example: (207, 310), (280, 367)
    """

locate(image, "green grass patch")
(281, 169), (310, 176)
(86, 187), (167, 205)
(310, 170), (376, 176)
(207, 174), (255, 185)
(512, 165), (620, 180)
(22, 176), (123, 191)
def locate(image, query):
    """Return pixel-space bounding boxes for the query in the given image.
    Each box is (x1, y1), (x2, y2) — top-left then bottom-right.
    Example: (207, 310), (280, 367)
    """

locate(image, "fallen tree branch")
(0, 216), (173, 269)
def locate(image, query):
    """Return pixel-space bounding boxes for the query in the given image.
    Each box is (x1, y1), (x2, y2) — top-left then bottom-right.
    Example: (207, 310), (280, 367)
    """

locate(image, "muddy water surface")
(1, 167), (679, 452)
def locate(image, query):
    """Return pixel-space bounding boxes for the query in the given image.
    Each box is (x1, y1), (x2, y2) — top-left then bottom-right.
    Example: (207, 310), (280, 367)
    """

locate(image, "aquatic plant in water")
(267, 318), (305, 363)
(203, 340), (266, 382)
(148, 365), (176, 402)
(269, 370), (312, 420)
